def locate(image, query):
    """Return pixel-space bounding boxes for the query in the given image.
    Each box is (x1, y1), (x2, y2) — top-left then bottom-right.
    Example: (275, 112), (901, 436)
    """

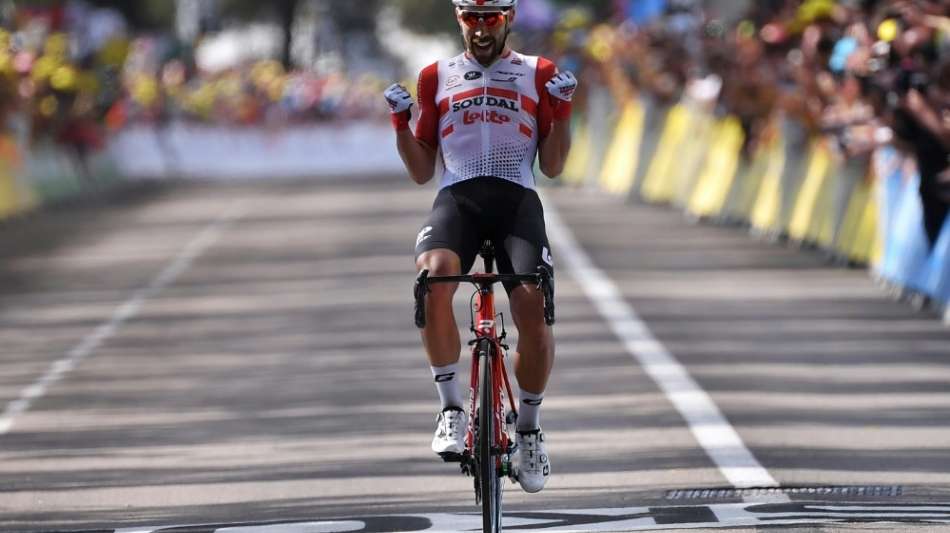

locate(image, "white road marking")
(0, 201), (246, 436)
(541, 194), (779, 490)
(217, 521), (366, 533)
(113, 525), (187, 533)
(111, 503), (950, 533)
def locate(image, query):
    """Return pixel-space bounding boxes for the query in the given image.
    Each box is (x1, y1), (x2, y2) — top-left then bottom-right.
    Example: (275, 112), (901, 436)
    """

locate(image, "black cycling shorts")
(414, 177), (554, 294)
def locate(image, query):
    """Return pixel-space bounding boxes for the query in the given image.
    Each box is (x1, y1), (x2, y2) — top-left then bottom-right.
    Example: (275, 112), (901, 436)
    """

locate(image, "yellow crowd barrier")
(0, 169), (17, 218)
(562, 121), (592, 186)
(570, 95), (891, 269)
(686, 115), (744, 218)
(750, 137), (784, 234)
(640, 104), (693, 204)
(0, 133), (30, 220)
(0, 128), (121, 222)
(731, 129), (785, 224)
(598, 100), (645, 195)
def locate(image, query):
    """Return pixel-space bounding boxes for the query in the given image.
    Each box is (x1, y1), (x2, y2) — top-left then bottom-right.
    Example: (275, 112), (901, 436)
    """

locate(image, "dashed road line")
(541, 195), (780, 491)
(0, 201), (246, 435)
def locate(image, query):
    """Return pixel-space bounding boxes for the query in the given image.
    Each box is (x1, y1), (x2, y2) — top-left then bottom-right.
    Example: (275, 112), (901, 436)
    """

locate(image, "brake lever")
(536, 266), (555, 326)
(414, 269), (429, 328)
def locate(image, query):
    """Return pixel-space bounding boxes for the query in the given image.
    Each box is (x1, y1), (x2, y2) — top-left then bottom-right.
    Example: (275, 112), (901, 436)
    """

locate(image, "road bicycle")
(414, 241), (554, 533)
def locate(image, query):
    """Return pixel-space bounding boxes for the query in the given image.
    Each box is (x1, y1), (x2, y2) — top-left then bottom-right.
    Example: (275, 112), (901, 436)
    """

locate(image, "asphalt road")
(1, 175), (949, 532)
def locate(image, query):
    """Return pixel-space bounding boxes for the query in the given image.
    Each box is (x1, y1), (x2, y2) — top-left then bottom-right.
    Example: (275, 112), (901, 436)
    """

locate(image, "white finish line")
(0, 201), (246, 435)
(541, 194), (779, 489)
(106, 503), (950, 533)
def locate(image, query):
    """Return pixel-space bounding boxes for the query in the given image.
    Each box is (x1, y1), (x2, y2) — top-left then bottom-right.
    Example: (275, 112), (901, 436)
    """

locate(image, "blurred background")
(0, 0), (946, 300)
(1, 2), (950, 529)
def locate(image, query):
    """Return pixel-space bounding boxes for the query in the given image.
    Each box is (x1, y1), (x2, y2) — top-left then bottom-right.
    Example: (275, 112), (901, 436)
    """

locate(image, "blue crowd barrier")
(924, 216), (950, 307)
(567, 96), (949, 323)
(880, 169), (931, 293)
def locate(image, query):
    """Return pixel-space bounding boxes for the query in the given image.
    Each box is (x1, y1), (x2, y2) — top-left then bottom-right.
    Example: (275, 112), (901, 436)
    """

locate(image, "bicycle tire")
(478, 340), (502, 532)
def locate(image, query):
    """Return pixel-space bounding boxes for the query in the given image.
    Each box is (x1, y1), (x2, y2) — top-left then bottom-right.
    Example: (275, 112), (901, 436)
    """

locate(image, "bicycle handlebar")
(414, 268), (555, 328)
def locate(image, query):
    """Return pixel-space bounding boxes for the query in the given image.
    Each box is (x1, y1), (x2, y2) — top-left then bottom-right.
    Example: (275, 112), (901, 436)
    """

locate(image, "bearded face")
(458, 9), (514, 66)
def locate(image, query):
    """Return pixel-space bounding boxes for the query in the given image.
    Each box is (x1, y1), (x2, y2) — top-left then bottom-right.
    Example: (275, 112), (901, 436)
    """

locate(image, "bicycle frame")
(413, 243), (554, 531)
(465, 274), (519, 459)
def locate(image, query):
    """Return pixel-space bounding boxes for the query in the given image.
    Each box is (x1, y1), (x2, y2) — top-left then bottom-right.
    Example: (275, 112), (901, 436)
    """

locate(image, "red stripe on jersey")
(534, 56), (558, 139)
(487, 87), (518, 101)
(438, 98), (449, 117)
(519, 124), (533, 138)
(442, 124), (455, 138)
(452, 87), (485, 102)
(521, 95), (538, 115)
(415, 62), (440, 149)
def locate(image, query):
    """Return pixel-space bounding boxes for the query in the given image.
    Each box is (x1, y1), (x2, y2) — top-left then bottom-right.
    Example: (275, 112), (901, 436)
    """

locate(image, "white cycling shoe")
(514, 428), (550, 493)
(431, 407), (467, 458)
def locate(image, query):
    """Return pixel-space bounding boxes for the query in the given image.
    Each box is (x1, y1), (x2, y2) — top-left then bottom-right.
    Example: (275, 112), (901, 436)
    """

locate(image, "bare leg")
(509, 284), (555, 394)
(416, 249), (463, 366)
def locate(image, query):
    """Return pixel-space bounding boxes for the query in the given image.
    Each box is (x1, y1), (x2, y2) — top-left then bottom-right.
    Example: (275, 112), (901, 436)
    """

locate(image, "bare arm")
(396, 129), (437, 184)
(387, 63), (440, 185)
(538, 117), (571, 178)
(536, 66), (577, 179)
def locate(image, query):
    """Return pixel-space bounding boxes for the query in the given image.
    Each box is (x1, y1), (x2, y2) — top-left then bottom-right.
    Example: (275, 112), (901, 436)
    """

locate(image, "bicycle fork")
(464, 291), (519, 480)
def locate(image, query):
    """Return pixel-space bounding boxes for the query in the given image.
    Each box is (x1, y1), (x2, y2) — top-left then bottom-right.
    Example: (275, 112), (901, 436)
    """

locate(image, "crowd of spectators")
(3, 0), (946, 243)
(0, 3), (389, 162)
(113, 44), (390, 127)
(569, 0), (949, 248)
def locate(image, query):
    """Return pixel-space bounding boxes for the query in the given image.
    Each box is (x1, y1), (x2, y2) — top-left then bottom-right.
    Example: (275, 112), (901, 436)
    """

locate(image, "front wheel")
(478, 341), (502, 532)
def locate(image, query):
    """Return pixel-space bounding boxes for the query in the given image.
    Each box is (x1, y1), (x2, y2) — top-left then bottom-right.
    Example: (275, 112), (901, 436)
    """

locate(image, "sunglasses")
(460, 11), (508, 28)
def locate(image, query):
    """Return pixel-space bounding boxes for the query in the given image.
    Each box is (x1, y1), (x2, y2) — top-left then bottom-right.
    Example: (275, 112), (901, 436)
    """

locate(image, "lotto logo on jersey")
(463, 110), (511, 125)
(452, 95), (519, 113)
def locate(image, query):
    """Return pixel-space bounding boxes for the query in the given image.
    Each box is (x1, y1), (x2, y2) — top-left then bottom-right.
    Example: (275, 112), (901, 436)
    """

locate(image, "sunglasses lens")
(462, 12), (505, 28)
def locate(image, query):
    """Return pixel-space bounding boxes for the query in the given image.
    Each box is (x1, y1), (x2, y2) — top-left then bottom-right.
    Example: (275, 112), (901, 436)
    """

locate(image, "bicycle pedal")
(438, 451), (464, 463)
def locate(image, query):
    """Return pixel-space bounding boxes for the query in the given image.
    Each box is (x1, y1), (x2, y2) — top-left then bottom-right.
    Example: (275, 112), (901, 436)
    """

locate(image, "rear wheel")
(478, 341), (502, 532)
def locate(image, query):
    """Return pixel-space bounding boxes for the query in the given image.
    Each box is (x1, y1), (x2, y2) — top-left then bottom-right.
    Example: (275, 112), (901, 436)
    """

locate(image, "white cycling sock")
(431, 362), (464, 410)
(517, 389), (543, 432)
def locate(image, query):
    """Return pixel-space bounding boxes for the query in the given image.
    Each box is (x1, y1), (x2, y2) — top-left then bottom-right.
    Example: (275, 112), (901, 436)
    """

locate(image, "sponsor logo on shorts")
(416, 226), (433, 247)
(542, 246), (554, 266)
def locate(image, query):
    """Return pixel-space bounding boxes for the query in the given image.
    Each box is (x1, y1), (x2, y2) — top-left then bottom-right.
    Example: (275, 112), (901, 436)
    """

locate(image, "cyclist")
(383, 0), (576, 494)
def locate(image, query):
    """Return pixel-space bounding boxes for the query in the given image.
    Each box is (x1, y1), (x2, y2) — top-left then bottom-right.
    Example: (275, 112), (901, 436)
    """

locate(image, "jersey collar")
(462, 49), (515, 70)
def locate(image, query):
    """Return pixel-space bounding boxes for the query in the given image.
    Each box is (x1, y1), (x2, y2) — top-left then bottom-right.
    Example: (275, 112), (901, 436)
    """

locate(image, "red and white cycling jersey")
(415, 50), (559, 190)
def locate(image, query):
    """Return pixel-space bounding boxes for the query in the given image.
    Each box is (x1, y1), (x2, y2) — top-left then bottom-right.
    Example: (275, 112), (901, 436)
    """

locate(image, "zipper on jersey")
(480, 66), (490, 177)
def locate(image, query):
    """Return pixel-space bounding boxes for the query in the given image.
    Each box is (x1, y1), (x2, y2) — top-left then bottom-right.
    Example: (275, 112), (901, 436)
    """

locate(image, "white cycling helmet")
(453, 0), (517, 10)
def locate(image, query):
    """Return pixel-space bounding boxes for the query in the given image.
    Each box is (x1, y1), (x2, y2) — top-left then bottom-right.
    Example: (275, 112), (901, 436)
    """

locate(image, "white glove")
(545, 71), (578, 102)
(384, 83), (413, 114)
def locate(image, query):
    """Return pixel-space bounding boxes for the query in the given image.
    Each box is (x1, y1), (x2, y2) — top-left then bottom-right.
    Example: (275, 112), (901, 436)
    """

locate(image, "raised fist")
(545, 71), (577, 103)
(384, 83), (413, 114)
